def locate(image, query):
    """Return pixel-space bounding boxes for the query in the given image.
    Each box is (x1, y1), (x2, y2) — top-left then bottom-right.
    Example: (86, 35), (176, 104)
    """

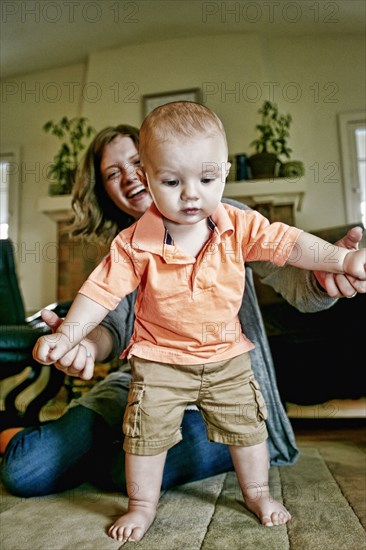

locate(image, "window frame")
(338, 111), (366, 225)
(0, 146), (21, 244)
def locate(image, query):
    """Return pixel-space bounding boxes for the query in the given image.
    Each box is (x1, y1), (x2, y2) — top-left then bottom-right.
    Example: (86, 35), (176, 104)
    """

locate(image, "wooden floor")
(293, 420), (366, 444)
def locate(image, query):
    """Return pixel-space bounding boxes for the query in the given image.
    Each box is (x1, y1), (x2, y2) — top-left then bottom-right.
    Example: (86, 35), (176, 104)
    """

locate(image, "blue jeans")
(1, 404), (234, 497)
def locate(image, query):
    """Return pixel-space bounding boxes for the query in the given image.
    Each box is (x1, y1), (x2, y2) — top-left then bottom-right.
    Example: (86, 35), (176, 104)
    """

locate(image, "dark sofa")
(261, 292), (365, 405)
(0, 239), (70, 429)
(258, 222), (365, 406)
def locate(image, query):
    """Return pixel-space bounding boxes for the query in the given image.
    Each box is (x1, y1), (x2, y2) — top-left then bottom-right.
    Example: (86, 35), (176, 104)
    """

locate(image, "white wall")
(1, 32), (364, 311)
(0, 64), (86, 309)
(267, 34), (364, 229)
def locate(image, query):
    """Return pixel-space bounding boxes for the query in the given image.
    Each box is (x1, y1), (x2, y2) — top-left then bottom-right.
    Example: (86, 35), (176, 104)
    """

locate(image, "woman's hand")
(314, 226), (366, 297)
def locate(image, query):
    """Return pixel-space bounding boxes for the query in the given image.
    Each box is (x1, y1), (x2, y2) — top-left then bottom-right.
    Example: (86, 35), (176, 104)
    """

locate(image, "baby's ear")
(225, 161), (231, 179)
(136, 166), (148, 188)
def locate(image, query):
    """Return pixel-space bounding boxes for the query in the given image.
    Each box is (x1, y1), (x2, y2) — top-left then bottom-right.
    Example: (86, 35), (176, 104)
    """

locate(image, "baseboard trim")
(289, 416), (366, 430)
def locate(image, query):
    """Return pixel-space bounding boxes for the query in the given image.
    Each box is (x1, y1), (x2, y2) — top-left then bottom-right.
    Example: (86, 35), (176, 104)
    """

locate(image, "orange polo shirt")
(79, 203), (302, 365)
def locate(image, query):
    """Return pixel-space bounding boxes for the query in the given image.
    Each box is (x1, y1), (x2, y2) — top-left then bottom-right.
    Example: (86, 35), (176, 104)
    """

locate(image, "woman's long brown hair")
(70, 124), (140, 243)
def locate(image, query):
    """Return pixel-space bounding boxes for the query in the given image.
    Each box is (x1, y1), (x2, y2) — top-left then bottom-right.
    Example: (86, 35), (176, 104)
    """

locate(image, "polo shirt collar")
(132, 202), (234, 261)
(132, 203), (166, 255)
(211, 202), (235, 236)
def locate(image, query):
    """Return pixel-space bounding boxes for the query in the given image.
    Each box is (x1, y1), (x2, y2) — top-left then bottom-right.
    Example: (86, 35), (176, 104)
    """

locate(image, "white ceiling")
(1, 0), (365, 79)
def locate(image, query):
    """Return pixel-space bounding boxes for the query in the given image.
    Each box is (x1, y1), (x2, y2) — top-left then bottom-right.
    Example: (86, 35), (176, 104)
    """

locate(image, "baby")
(34, 101), (366, 543)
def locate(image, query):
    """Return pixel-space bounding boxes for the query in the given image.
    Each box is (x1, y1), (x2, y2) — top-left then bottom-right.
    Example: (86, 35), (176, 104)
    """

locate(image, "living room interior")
(1, 1), (365, 549)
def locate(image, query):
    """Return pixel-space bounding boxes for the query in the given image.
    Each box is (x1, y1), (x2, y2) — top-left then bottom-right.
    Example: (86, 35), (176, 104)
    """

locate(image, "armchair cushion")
(0, 238), (72, 429)
(257, 222), (365, 406)
(262, 283), (365, 405)
(0, 239), (26, 324)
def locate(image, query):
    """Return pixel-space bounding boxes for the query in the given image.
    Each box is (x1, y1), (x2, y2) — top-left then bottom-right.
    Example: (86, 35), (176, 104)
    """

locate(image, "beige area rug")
(1, 445), (365, 550)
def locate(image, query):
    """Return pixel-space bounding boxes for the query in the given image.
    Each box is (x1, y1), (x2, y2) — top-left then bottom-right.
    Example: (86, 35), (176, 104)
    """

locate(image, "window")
(0, 148), (20, 243)
(355, 128), (366, 227)
(338, 112), (366, 227)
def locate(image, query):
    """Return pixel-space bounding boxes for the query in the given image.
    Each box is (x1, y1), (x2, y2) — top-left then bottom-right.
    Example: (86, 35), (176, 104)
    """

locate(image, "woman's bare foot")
(108, 507), (156, 542)
(244, 485), (291, 527)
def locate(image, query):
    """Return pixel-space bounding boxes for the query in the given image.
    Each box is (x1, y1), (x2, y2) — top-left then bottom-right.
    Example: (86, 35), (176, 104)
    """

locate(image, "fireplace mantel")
(38, 177), (307, 222)
(223, 177), (306, 211)
(38, 178), (307, 301)
(38, 195), (73, 222)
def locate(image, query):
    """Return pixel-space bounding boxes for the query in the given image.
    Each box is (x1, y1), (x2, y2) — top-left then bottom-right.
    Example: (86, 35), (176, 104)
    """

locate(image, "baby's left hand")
(314, 226), (365, 297)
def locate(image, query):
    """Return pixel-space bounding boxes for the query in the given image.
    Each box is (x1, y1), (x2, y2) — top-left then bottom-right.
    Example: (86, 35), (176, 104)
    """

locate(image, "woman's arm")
(221, 198), (365, 311)
(250, 228), (365, 313)
(250, 261), (336, 313)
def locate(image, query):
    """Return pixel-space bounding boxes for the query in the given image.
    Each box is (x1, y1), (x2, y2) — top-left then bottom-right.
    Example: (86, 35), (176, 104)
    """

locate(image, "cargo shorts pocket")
(249, 377), (268, 422)
(122, 382), (147, 438)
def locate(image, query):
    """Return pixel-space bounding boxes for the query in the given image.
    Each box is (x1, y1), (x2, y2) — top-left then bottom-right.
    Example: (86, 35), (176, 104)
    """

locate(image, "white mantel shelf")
(38, 194), (73, 222)
(224, 177), (306, 211)
(38, 177), (307, 222)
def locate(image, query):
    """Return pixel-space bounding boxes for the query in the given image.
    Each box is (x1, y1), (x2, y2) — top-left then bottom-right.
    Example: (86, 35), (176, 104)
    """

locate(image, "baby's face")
(142, 134), (230, 227)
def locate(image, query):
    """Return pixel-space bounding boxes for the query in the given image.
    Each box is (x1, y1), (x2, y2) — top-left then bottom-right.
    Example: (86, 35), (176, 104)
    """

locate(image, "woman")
(2, 124), (363, 497)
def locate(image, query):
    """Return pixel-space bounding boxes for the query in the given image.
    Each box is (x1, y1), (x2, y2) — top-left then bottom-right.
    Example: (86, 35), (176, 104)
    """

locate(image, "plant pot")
(48, 182), (67, 196)
(48, 168), (76, 196)
(63, 168), (77, 194)
(279, 161), (305, 178)
(248, 153), (281, 179)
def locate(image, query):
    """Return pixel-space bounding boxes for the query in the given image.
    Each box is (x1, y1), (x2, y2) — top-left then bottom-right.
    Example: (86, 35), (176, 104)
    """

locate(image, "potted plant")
(43, 116), (95, 195)
(248, 100), (294, 179)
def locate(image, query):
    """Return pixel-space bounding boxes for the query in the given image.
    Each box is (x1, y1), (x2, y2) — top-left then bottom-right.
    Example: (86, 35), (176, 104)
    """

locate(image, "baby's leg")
(108, 450), (167, 542)
(229, 441), (291, 527)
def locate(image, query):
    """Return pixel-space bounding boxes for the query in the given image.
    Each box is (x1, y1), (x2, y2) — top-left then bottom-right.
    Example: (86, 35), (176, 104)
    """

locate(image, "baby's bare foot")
(244, 486), (291, 527)
(108, 508), (156, 542)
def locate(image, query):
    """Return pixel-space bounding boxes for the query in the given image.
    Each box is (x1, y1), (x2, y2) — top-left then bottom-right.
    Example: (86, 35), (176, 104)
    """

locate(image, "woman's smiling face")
(100, 135), (152, 220)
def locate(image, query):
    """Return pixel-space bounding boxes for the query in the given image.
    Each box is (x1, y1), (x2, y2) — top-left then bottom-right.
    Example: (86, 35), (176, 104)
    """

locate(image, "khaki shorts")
(123, 353), (268, 455)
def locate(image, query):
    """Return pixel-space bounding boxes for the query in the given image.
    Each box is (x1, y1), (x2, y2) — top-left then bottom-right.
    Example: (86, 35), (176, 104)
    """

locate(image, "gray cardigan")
(78, 199), (337, 466)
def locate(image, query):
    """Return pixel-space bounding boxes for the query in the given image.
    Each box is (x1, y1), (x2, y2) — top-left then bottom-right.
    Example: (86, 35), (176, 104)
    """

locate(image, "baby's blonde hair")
(139, 101), (227, 164)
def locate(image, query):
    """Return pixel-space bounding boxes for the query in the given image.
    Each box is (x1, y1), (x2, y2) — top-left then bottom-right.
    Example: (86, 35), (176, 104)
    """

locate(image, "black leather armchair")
(258, 223), (365, 407)
(0, 239), (71, 430)
(261, 292), (365, 405)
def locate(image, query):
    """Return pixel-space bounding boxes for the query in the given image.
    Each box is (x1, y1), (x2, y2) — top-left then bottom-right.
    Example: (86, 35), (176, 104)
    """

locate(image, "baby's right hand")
(32, 332), (74, 366)
(32, 309), (95, 380)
